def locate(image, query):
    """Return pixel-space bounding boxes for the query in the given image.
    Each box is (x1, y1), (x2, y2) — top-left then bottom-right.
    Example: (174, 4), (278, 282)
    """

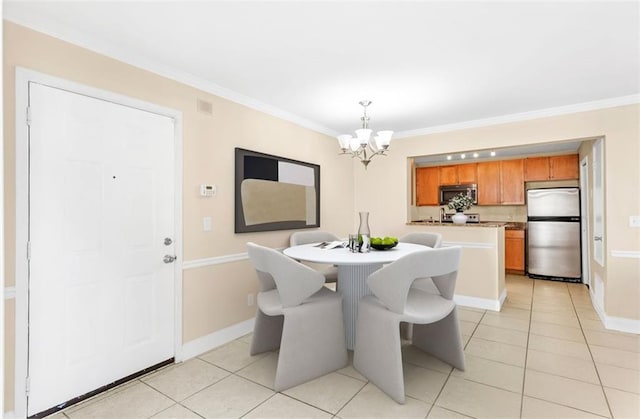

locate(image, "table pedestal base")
(338, 263), (383, 350)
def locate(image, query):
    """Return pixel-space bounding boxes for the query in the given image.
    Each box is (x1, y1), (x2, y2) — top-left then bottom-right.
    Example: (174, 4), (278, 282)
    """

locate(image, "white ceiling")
(5, 1), (639, 140)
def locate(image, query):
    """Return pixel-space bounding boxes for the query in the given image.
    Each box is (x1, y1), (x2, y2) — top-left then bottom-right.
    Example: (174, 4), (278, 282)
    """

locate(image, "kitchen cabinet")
(524, 157), (550, 181)
(524, 154), (579, 181)
(416, 167), (439, 206)
(438, 166), (458, 185)
(458, 163), (478, 184)
(439, 163), (477, 185)
(500, 159), (525, 204)
(417, 154), (574, 207)
(477, 160), (524, 205)
(505, 229), (525, 273)
(477, 161), (501, 205)
(550, 154), (579, 180)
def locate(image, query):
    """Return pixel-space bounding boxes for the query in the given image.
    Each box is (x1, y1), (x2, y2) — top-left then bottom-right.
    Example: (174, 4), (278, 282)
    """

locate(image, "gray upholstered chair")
(399, 232), (442, 249)
(289, 231), (339, 284)
(246, 242), (348, 391)
(353, 246), (465, 404)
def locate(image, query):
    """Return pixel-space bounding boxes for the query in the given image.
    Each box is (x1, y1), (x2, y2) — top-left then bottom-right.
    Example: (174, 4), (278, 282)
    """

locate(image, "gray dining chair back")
(246, 242), (348, 391)
(289, 231), (340, 284)
(399, 232), (442, 248)
(353, 246), (465, 404)
(398, 232), (444, 339)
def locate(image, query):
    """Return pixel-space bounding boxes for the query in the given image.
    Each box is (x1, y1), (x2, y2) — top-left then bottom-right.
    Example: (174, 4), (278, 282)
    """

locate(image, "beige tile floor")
(50, 275), (639, 419)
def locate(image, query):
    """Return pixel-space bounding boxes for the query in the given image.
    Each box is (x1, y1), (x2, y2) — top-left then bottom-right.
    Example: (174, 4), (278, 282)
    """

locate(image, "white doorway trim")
(580, 156), (591, 286)
(14, 67), (184, 418)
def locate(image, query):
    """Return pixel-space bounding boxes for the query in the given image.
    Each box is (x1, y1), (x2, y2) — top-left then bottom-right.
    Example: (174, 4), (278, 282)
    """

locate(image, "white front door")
(27, 82), (176, 415)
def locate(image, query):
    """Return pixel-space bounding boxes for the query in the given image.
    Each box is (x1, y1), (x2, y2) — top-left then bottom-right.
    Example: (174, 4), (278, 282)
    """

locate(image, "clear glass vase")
(358, 211), (371, 252)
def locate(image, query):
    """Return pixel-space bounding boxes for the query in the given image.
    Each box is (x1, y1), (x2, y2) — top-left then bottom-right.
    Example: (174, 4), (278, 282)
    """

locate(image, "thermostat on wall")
(200, 184), (216, 197)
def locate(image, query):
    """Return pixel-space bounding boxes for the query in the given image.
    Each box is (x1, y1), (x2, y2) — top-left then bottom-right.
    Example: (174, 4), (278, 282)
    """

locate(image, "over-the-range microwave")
(439, 184), (478, 206)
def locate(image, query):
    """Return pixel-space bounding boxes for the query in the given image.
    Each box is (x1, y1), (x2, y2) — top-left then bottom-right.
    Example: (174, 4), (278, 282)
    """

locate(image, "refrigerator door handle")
(594, 236), (603, 241)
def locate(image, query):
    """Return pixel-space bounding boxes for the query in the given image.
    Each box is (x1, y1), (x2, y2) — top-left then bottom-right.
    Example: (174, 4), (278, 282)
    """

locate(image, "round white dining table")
(283, 242), (429, 350)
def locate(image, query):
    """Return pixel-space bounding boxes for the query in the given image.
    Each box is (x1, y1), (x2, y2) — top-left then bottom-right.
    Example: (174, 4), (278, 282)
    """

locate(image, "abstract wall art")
(234, 148), (320, 233)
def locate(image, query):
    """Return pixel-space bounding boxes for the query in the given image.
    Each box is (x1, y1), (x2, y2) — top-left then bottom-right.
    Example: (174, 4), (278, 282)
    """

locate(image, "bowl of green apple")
(370, 236), (399, 250)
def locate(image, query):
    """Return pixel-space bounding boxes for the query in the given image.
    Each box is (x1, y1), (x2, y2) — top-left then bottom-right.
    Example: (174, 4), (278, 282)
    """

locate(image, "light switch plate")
(203, 217), (212, 232)
(630, 215), (640, 228)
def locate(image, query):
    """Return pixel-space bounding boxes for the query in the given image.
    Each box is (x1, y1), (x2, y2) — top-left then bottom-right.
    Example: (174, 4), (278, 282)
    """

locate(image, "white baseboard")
(604, 315), (640, 334)
(180, 318), (255, 361)
(454, 289), (505, 312)
(590, 287), (640, 335)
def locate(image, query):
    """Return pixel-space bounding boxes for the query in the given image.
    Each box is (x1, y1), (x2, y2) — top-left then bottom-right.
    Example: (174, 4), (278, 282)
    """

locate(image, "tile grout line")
(332, 374), (369, 418)
(569, 283), (615, 419)
(517, 275), (534, 418)
(427, 307), (488, 418)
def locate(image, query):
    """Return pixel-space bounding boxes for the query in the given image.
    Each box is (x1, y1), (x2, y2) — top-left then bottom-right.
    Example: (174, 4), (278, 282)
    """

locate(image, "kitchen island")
(402, 221), (507, 311)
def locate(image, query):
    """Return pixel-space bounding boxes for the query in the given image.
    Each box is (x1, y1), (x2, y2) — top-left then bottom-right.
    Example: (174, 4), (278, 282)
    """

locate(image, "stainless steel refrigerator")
(527, 188), (582, 282)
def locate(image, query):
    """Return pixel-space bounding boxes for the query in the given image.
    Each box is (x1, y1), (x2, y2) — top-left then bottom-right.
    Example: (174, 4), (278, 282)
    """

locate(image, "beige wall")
(3, 21), (355, 411)
(353, 106), (640, 321)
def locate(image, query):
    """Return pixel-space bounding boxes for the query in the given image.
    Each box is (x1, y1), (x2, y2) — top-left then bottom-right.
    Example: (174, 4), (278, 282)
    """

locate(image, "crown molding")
(5, 14), (637, 141)
(394, 94), (640, 139)
(3, 14), (337, 137)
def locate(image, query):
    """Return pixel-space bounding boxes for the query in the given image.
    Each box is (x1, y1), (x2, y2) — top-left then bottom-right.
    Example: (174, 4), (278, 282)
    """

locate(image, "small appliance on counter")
(527, 187), (581, 282)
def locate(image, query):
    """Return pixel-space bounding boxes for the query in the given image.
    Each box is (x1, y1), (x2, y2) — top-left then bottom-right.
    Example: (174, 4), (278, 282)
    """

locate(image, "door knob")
(594, 236), (603, 241)
(163, 255), (177, 264)
(164, 237), (173, 246)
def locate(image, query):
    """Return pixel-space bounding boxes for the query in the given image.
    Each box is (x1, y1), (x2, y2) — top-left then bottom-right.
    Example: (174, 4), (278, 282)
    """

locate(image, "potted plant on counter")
(448, 193), (474, 224)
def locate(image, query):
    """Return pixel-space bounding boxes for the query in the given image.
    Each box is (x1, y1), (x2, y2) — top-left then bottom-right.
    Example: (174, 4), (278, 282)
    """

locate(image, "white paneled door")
(27, 83), (176, 416)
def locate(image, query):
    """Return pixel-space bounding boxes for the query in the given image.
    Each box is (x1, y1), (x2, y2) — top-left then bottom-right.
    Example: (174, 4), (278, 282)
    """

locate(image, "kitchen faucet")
(440, 207), (446, 222)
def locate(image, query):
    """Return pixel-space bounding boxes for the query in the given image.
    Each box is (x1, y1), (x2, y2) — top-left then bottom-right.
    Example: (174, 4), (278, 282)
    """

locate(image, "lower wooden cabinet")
(505, 229), (525, 273)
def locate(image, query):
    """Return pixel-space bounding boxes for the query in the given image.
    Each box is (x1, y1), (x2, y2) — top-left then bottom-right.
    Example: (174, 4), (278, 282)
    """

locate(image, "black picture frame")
(234, 148), (321, 233)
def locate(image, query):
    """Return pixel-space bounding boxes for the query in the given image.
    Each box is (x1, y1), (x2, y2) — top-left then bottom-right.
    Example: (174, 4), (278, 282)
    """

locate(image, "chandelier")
(337, 100), (393, 168)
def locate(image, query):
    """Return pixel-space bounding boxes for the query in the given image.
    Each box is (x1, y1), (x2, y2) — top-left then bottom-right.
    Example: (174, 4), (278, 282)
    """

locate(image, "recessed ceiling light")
(490, 151), (496, 157)
(460, 153), (466, 159)
(446, 155), (452, 160)
(473, 152), (479, 158)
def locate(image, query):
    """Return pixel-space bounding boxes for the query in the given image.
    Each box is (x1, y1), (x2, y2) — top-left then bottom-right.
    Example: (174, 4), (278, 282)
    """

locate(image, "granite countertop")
(407, 221), (526, 230)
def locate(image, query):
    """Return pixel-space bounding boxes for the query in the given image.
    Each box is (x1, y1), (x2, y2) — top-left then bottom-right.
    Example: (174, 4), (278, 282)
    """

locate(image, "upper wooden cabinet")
(477, 161), (501, 205)
(415, 167), (439, 206)
(525, 154), (579, 181)
(438, 166), (458, 185)
(438, 163), (477, 185)
(550, 154), (579, 180)
(524, 157), (550, 181)
(458, 163), (478, 184)
(500, 159), (525, 204)
(477, 159), (524, 205)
